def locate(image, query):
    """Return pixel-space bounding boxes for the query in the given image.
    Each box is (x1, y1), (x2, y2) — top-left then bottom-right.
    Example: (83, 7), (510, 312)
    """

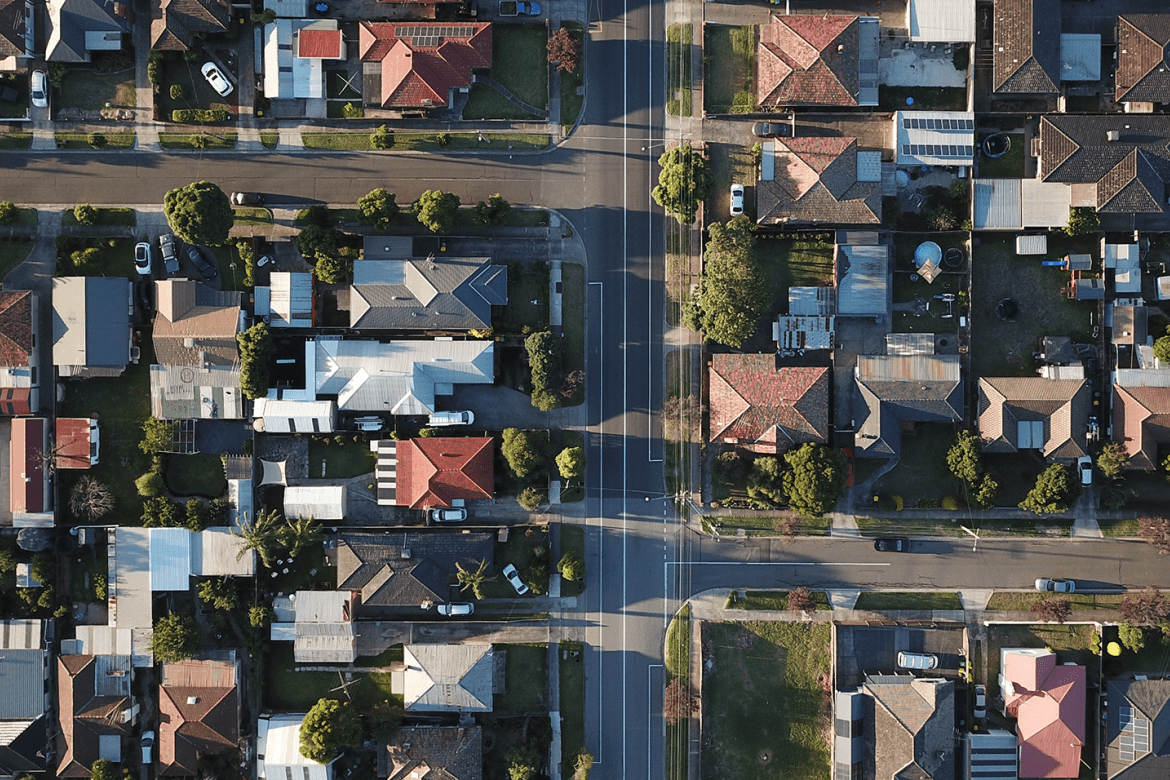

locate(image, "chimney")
(1107, 130), (1121, 142)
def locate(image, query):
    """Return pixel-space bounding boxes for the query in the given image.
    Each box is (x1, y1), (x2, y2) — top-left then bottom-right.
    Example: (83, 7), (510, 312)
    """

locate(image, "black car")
(184, 244), (218, 280)
(874, 537), (909, 552)
(751, 121), (791, 138)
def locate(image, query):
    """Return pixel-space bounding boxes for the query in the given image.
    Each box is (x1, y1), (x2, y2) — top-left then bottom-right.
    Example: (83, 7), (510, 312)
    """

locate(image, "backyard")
(263, 643), (402, 712)
(163, 453), (227, 498)
(702, 621), (831, 780)
(705, 25), (756, 114)
(976, 133), (1025, 178)
(462, 24), (548, 120)
(306, 435), (376, 479)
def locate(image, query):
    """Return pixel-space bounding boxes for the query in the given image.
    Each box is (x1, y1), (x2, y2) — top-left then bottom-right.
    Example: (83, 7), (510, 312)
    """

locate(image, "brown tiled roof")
(1112, 384), (1170, 470)
(0, 290), (33, 368)
(158, 659), (238, 777)
(55, 418), (94, 471)
(152, 280), (242, 367)
(708, 355), (829, 453)
(298, 28), (342, 59)
(978, 376), (1090, 459)
(56, 656), (132, 779)
(383, 726), (482, 780)
(992, 0), (1061, 93)
(757, 14), (859, 106)
(337, 532), (493, 610)
(151, 0), (229, 51)
(0, 0), (27, 58)
(758, 137), (881, 226)
(359, 22), (491, 109)
(1039, 116), (1170, 212)
(1116, 15), (1170, 104)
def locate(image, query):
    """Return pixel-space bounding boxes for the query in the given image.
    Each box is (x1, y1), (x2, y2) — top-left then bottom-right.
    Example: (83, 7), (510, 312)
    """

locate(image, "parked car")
(184, 244), (218, 280)
(730, 183), (744, 216)
(135, 279), (154, 314)
(437, 602), (474, 616)
(1077, 455), (1092, 486)
(896, 651), (939, 670)
(873, 537), (908, 552)
(973, 684), (987, 719)
(231, 192), (264, 206)
(201, 62), (233, 97)
(516, 1), (541, 12)
(751, 121), (791, 138)
(29, 70), (47, 108)
(502, 563), (529, 595)
(134, 242), (152, 276)
(354, 416), (384, 432)
(159, 233), (179, 276)
(141, 731), (155, 764)
(1035, 578), (1075, 593)
(428, 410), (475, 427)
(431, 508), (467, 523)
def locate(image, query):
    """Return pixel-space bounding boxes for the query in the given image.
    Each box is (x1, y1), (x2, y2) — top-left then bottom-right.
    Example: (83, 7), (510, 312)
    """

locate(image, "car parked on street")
(751, 121), (791, 138)
(502, 563), (529, 595)
(973, 685), (986, 719)
(159, 233), (179, 276)
(431, 508), (467, 523)
(516, 1), (541, 13)
(134, 242), (152, 276)
(1035, 578), (1075, 593)
(184, 244), (218, 280)
(873, 537), (908, 552)
(201, 62), (233, 97)
(231, 192), (264, 206)
(437, 603), (474, 616)
(30, 70), (47, 108)
(730, 183), (744, 216)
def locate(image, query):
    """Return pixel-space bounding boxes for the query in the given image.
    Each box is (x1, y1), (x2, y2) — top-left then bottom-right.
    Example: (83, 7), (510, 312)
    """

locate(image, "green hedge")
(171, 108), (229, 124)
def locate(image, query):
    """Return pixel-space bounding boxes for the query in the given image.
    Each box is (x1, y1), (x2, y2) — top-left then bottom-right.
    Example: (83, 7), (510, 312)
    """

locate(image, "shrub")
(135, 470), (164, 497)
(73, 203), (97, 226)
(892, 495), (904, 511)
(370, 125), (394, 149)
(557, 551), (584, 581)
(941, 496), (959, 510)
(87, 133), (106, 148)
(787, 587), (815, 612)
(518, 486), (543, 510)
(0, 201), (16, 225)
(171, 108), (230, 123)
(147, 58), (162, 86)
(169, 84), (186, 100)
(342, 102), (363, 119)
(915, 497), (940, 509)
(1030, 597), (1071, 624)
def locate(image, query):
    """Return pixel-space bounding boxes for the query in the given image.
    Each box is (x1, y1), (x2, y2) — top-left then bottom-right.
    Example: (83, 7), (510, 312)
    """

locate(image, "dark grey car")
(751, 121), (791, 138)
(184, 244), (218, 280)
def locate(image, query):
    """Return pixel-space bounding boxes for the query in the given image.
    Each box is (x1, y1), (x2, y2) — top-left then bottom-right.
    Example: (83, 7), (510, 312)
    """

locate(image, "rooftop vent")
(1107, 130), (1121, 142)
(400, 549), (411, 559)
(187, 696), (199, 705)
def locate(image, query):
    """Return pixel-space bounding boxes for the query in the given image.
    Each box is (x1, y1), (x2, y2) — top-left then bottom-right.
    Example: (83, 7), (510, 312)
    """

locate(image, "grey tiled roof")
(992, 0), (1061, 93)
(1116, 15), (1170, 104)
(349, 257), (506, 330)
(1105, 678), (1170, 780)
(0, 0), (27, 57)
(336, 532), (493, 610)
(865, 678), (955, 780)
(1040, 115), (1170, 212)
(854, 355), (963, 457)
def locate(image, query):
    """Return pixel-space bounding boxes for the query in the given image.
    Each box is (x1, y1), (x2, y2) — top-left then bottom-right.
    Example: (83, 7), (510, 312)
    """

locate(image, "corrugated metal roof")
(253, 398), (336, 433)
(270, 273), (313, 328)
(258, 715), (331, 780)
(1117, 367), (1170, 387)
(896, 111), (976, 165)
(194, 528), (255, 577)
(0, 648), (46, 719)
(973, 179), (1022, 229)
(254, 286), (271, 317)
(72, 626), (134, 657)
(113, 528), (153, 629)
(1016, 235), (1048, 255)
(1059, 34), (1101, 82)
(789, 286), (834, 315)
(150, 364), (243, 420)
(838, 244), (889, 317)
(284, 485), (346, 520)
(968, 731), (1019, 780)
(0, 619), (42, 649)
(294, 591), (352, 623)
(150, 528), (191, 591)
(773, 316), (834, 349)
(907, 0), (975, 41)
(857, 354), (961, 382)
(228, 479), (252, 530)
(762, 140), (775, 181)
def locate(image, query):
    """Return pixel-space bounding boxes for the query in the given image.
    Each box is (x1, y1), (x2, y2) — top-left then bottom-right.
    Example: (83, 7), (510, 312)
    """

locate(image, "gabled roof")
(708, 355), (829, 453)
(46, 0), (130, 63)
(1097, 150), (1167, 214)
(758, 138), (881, 226)
(757, 14), (859, 106)
(56, 655), (132, 778)
(395, 437), (493, 509)
(350, 254), (507, 330)
(153, 280), (243, 367)
(358, 21), (491, 108)
(992, 0), (1061, 93)
(1112, 384), (1170, 470)
(978, 377), (1091, 459)
(10, 418), (48, 515)
(382, 725), (482, 780)
(1116, 15), (1170, 104)
(1105, 677), (1170, 780)
(1003, 650), (1085, 779)
(864, 677), (955, 780)
(336, 532), (493, 610)
(0, 0), (28, 57)
(402, 645), (493, 712)
(854, 355), (963, 457)
(151, 0), (229, 51)
(158, 659), (238, 777)
(0, 291), (33, 368)
(52, 277), (131, 376)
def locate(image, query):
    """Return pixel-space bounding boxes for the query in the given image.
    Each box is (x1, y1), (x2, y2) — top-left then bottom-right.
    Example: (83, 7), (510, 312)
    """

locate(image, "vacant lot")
(705, 25), (756, 114)
(463, 24), (548, 120)
(703, 621), (831, 780)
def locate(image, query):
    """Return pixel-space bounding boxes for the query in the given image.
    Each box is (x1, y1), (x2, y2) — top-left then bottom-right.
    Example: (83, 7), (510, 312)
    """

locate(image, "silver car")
(1035, 578), (1075, 593)
(159, 233), (179, 276)
(896, 651), (939, 670)
(201, 62), (233, 97)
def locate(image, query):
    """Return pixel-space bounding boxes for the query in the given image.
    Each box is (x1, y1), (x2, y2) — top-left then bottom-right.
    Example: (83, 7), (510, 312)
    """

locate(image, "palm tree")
(232, 508), (282, 567)
(280, 515), (324, 559)
(455, 559), (493, 600)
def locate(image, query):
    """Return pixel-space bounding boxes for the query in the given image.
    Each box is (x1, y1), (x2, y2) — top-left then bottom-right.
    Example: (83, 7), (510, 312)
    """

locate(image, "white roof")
(194, 528), (256, 577)
(1015, 235), (1048, 255)
(294, 591), (353, 622)
(70, 626), (133, 657)
(258, 715), (332, 780)
(1106, 244), (1141, 293)
(403, 645), (494, 712)
(112, 528), (153, 629)
(270, 273), (313, 328)
(263, 20), (334, 99)
(150, 528), (191, 591)
(284, 485), (346, 520)
(1158, 276), (1170, 301)
(1060, 34), (1101, 82)
(895, 111), (975, 166)
(253, 397), (336, 433)
(1021, 179), (1073, 228)
(907, 0), (974, 42)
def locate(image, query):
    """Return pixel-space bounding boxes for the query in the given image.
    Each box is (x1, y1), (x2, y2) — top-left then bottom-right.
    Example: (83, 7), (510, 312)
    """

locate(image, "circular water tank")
(915, 241), (942, 266)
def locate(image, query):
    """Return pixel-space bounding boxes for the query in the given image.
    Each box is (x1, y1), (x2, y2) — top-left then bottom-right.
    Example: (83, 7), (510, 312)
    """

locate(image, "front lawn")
(163, 453), (227, 498)
(702, 621), (831, 780)
(306, 435), (376, 479)
(705, 25), (756, 114)
(56, 237), (137, 278)
(853, 592), (963, 610)
(495, 261), (549, 335)
(233, 208), (271, 227)
(666, 24), (692, 116)
(706, 142), (757, 222)
(462, 24), (548, 120)
(985, 592), (1124, 611)
(480, 526), (547, 599)
(725, 590), (830, 611)
(976, 133), (1025, 178)
(494, 643), (547, 713)
(58, 67), (136, 111)
(158, 52), (236, 118)
(0, 132), (32, 149)
(55, 132), (136, 150)
(1101, 624), (1170, 676)
(986, 624), (1097, 705)
(0, 239), (33, 280)
(300, 131), (549, 151)
(0, 74), (28, 118)
(157, 132), (237, 150)
(263, 643), (405, 712)
(874, 423), (961, 506)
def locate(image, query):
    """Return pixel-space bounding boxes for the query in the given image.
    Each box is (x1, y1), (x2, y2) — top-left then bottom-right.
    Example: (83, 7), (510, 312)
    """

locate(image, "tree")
(1064, 206), (1100, 237)
(250, 7), (276, 24)
(525, 330), (562, 411)
(140, 418), (174, 455)
(313, 251), (351, 285)
(150, 613), (197, 662)
(547, 26), (581, 72)
(0, 200), (17, 225)
(249, 606), (274, 628)
(1030, 597), (1072, 624)
(472, 193), (511, 226)
(185, 498), (209, 531)
(30, 553), (54, 587)
(197, 577), (241, 611)
(501, 428), (546, 478)
(1155, 336), (1170, 365)
(208, 497), (231, 525)
(299, 698), (361, 764)
(556, 447), (586, 479)
(651, 144), (713, 225)
(787, 587), (815, 613)
(1097, 442), (1130, 479)
(0, 547), (15, 579)
(455, 558), (492, 600)
(523, 563), (548, 595)
(505, 746), (540, 780)
(237, 323), (273, 399)
(972, 472), (1000, 510)
(1139, 516), (1170, 555)
(90, 760), (119, 780)
(1118, 623), (1146, 653)
(662, 395), (702, 442)
(694, 218), (771, 348)
(357, 188), (400, 230)
(663, 678), (697, 724)
(164, 180), (234, 246)
(370, 125), (394, 150)
(781, 444), (846, 517)
(1019, 463), (1076, 514)
(1119, 587), (1170, 625)
(136, 470), (164, 497)
(558, 551), (584, 582)
(296, 224), (341, 259)
(142, 497), (179, 528)
(73, 203), (97, 226)
(573, 750), (594, 780)
(518, 486), (543, 510)
(69, 476), (113, 522)
(232, 508), (284, 567)
(747, 455), (785, 507)
(279, 515), (324, 559)
(946, 431), (984, 487)
(413, 189), (461, 234)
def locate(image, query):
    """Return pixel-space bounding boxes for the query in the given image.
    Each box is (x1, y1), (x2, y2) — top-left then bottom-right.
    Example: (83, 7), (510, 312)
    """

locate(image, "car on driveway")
(896, 651), (939, 670)
(516, 1), (541, 12)
(184, 244), (218, 280)
(431, 508), (467, 523)
(730, 183), (744, 216)
(231, 192), (264, 206)
(751, 121), (790, 138)
(141, 731), (155, 764)
(502, 563), (529, 595)
(973, 684), (986, 719)
(159, 233), (179, 276)
(437, 602), (474, 616)
(873, 537), (908, 552)
(30, 70), (47, 108)
(1035, 578), (1075, 593)
(134, 242), (152, 276)
(1078, 455), (1092, 486)
(201, 62), (233, 97)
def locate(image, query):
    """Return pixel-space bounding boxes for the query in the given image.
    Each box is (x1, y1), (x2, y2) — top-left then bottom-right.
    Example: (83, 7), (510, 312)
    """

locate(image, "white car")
(431, 508), (467, 523)
(973, 684), (986, 719)
(502, 563), (529, 595)
(201, 62), (233, 97)
(730, 183), (744, 216)
(141, 730), (155, 764)
(896, 651), (939, 670)
(428, 410), (474, 427)
(1035, 578), (1075, 593)
(134, 242), (152, 276)
(30, 70), (47, 109)
(437, 602), (474, 616)
(1078, 455), (1092, 486)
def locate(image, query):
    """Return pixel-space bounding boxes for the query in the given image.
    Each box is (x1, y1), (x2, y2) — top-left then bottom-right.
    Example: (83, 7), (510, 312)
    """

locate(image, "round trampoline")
(996, 298), (1018, 322)
(943, 246), (965, 268)
(983, 133), (1010, 158)
(915, 241), (942, 266)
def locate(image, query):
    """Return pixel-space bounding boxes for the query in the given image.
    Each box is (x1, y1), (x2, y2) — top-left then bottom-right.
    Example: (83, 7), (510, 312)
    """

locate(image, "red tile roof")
(56, 418), (95, 471)
(758, 15), (859, 106)
(56, 655), (133, 778)
(298, 28), (343, 59)
(396, 436), (493, 508)
(1112, 384), (1170, 470)
(0, 387), (30, 416)
(359, 21), (491, 108)
(158, 659), (239, 776)
(10, 418), (45, 514)
(1004, 651), (1085, 778)
(708, 355), (829, 453)
(0, 290), (33, 368)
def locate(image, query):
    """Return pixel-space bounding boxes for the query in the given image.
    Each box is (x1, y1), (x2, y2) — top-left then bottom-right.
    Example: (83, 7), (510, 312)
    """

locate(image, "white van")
(428, 410), (474, 427)
(354, 416), (384, 432)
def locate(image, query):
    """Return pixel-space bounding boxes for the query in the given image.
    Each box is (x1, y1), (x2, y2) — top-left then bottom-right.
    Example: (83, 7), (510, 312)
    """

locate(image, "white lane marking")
(587, 278), (604, 765)
(666, 561), (893, 566)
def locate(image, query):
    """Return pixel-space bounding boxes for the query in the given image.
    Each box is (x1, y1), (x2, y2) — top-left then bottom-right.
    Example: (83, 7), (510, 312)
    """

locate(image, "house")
(359, 21), (491, 109)
(0, 620), (50, 779)
(258, 714), (332, 780)
(401, 645), (493, 712)
(374, 436), (493, 508)
(906, 0), (974, 42)
(153, 280), (243, 368)
(971, 178), (1075, 231)
(55, 654), (136, 777)
(149, 528), (256, 592)
(348, 246), (508, 330)
(52, 277), (133, 378)
(55, 417), (99, 470)
(46, 0), (130, 62)
(708, 355), (829, 453)
(756, 14), (878, 107)
(0, 0), (35, 71)
(336, 531), (494, 613)
(271, 590), (357, 663)
(999, 648), (1085, 779)
(894, 111), (976, 168)
(1116, 15), (1170, 111)
(283, 484), (347, 521)
(0, 290), (38, 414)
(379, 725), (482, 780)
(853, 355), (963, 457)
(255, 272), (313, 328)
(757, 138), (882, 226)
(1112, 374), (1170, 469)
(151, 0), (229, 51)
(10, 418), (52, 527)
(966, 730), (1020, 780)
(978, 376), (1091, 459)
(992, 0), (1061, 94)
(157, 656), (239, 776)
(1104, 676), (1170, 780)
(263, 20), (344, 100)
(833, 676), (954, 780)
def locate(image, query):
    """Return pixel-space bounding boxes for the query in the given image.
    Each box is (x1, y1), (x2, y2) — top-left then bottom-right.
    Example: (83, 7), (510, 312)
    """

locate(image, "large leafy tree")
(413, 189), (461, 234)
(693, 217), (770, 348)
(149, 613), (198, 662)
(556, 446), (586, 479)
(357, 188), (400, 230)
(501, 428), (547, 479)
(164, 180), (233, 246)
(781, 443), (846, 517)
(1019, 463), (1076, 514)
(1155, 336), (1170, 365)
(1096, 442), (1129, 480)
(299, 698), (361, 764)
(547, 26), (581, 72)
(652, 144), (713, 225)
(946, 431), (983, 487)
(237, 322), (273, 400)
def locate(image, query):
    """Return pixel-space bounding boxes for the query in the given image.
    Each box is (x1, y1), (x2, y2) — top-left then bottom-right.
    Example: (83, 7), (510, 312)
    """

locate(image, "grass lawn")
(853, 592), (963, 610)
(462, 24), (548, 120)
(354, 644), (404, 668)
(301, 131), (548, 152)
(58, 67), (136, 110)
(726, 590), (830, 611)
(495, 262), (549, 335)
(260, 131), (279, 149)
(702, 621), (831, 780)
(667, 24), (692, 116)
(559, 641), (586, 778)
(874, 423), (961, 506)
(1101, 624), (1170, 676)
(879, 86), (967, 111)
(1098, 516), (1139, 537)
(480, 526), (548, 599)
(0, 239), (33, 280)
(163, 453), (227, 498)
(710, 514), (830, 537)
(0, 74), (28, 118)
(70, 546), (108, 604)
(559, 523), (585, 596)
(157, 133), (237, 150)
(665, 604), (690, 678)
(306, 435), (376, 479)
(1117, 470), (1170, 515)
(263, 643), (404, 712)
(54, 132), (136, 150)
(987, 623), (1097, 699)
(233, 208), (271, 227)
(562, 262), (585, 406)
(971, 233), (1098, 377)
(61, 207), (136, 227)
(985, 592), (1124, 611)
(0, 132), (32, 150)
(57, 237), (136, 278)
(976, 133), (1025, 178)
(706, 142), (756, 221)
(495, 643), (547, 713)
(558, 22), (585, 132)
(705, 25), (756, 114)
